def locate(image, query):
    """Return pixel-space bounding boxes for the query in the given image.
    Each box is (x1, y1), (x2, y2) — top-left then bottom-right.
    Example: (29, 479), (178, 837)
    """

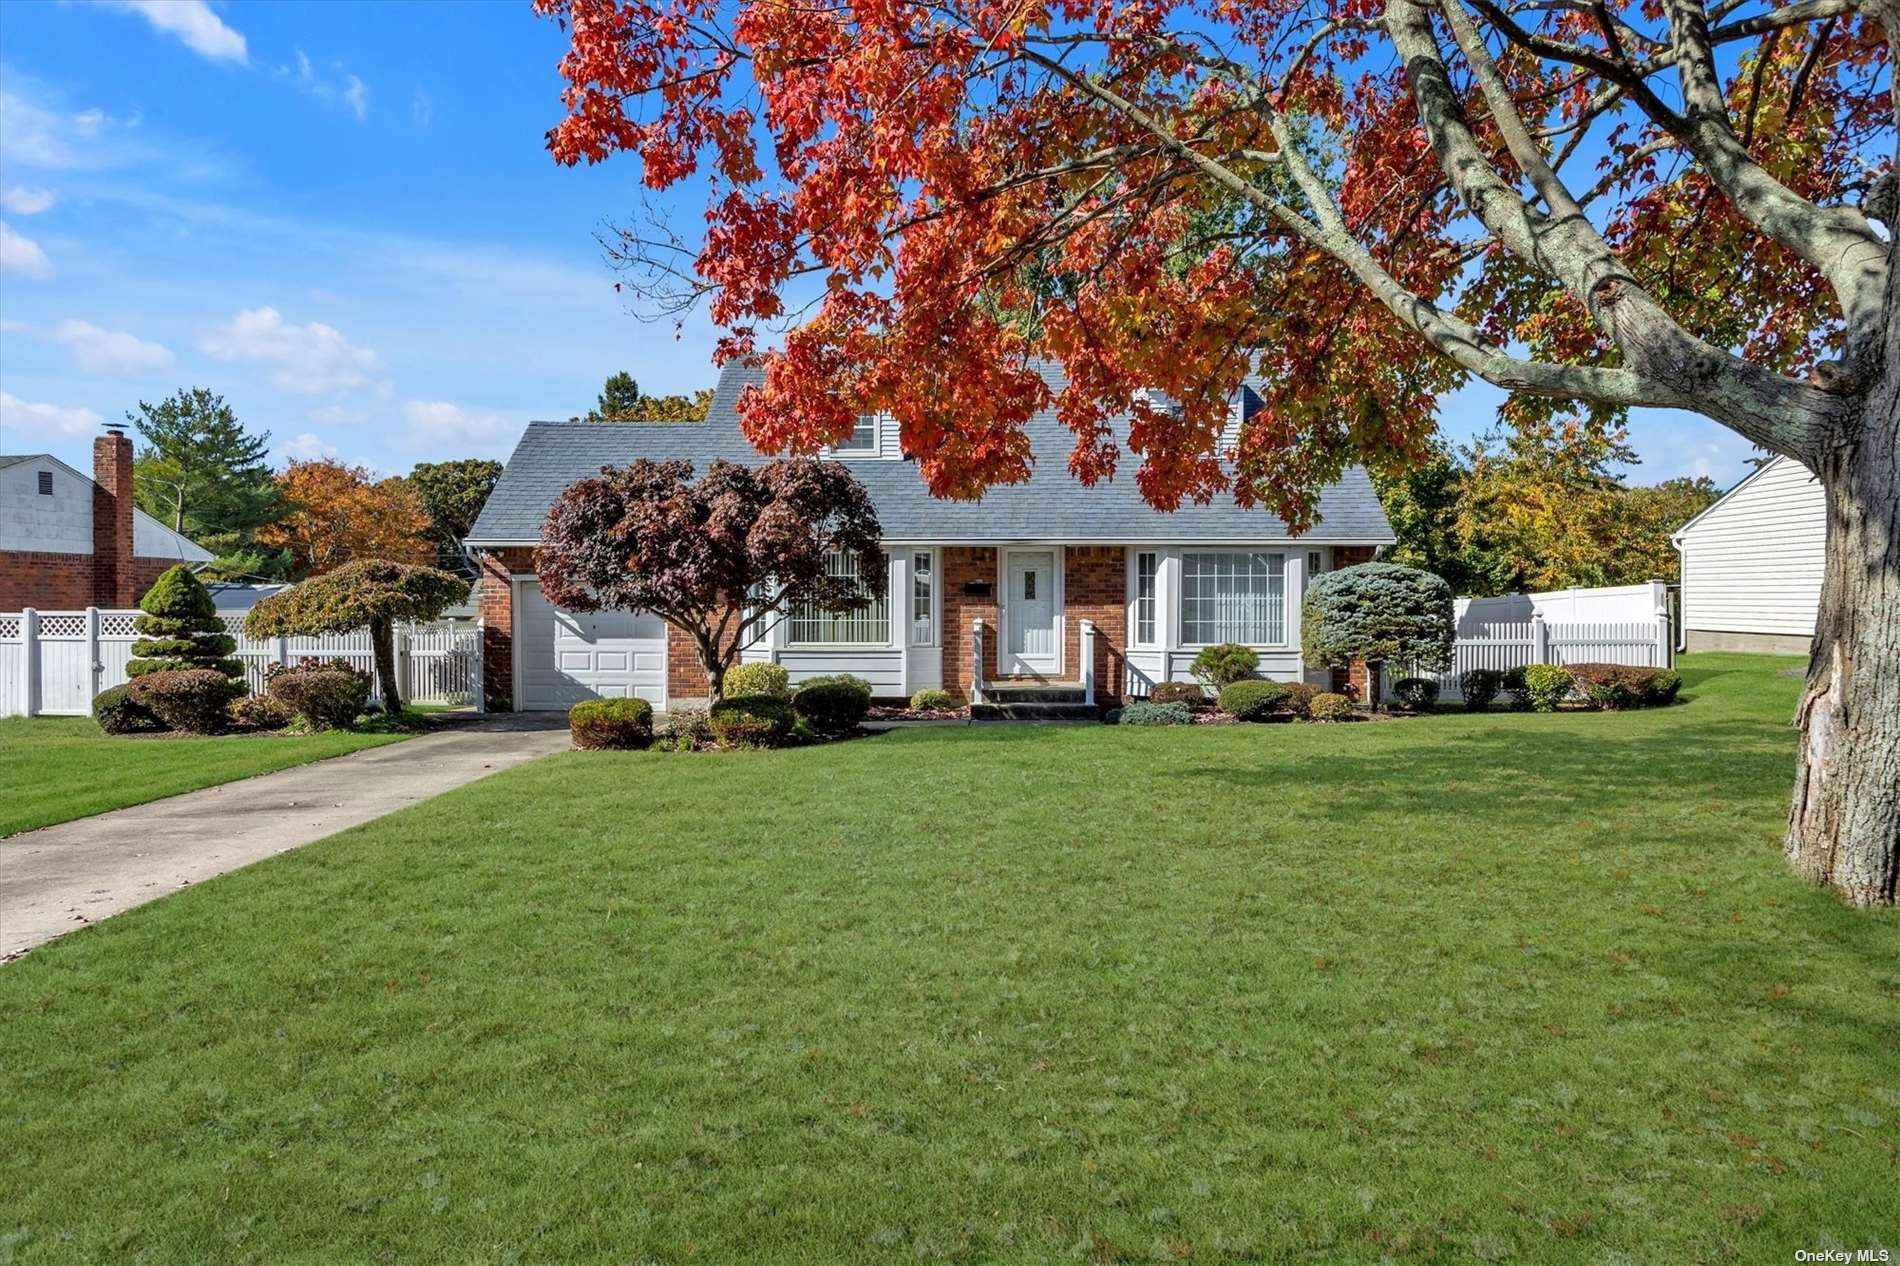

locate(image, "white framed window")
(789, 550), (890, 645)
(1181, 551), (1286, 645)
(911, 550), (936, 645)
(833, 415), (878, 454)
(1133, 551), (1158, 646)
(1307, 549), (1323, 575)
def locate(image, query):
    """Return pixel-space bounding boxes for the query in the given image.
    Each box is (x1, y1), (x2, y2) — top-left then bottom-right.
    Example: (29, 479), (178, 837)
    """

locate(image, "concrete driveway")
(1, 718), (572, 960)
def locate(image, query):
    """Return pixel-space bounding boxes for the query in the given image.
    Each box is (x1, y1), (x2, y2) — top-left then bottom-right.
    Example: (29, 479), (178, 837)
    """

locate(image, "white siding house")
(1672, 456), (1825, 655)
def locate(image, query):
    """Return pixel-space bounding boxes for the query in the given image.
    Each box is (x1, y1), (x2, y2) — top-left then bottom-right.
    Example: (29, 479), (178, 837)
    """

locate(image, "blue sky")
(0, 0), (1762, 488)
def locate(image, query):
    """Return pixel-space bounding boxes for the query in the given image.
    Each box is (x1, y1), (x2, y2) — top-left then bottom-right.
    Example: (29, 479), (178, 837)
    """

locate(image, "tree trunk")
(696, 631), (726, 703)
(1784, 371), (1900, 907)
(370, 615), (404, 715)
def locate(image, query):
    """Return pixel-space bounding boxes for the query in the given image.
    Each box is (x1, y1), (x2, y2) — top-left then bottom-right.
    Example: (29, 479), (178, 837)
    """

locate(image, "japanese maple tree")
(538, 0), (1895, 905)
(534, 457), (884, 699)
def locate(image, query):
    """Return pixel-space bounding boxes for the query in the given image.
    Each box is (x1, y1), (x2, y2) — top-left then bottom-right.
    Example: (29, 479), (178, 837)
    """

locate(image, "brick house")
(465, 363), (1393, 711)
(1, 428), (212, 611)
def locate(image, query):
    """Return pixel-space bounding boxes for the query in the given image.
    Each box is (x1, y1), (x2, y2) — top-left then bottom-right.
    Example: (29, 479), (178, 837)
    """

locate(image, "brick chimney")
(92, 424), (137, 607)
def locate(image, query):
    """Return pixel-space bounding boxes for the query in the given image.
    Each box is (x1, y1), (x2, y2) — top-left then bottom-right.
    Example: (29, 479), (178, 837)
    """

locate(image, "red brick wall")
(0, 552), (185, 611)
(1332, 545), (1377, 568)
(476, 547), (535, 708)
(940, 547), (1000, 701)
(1063, 545), (1126, 699)
(1326, 546), (1380, 699)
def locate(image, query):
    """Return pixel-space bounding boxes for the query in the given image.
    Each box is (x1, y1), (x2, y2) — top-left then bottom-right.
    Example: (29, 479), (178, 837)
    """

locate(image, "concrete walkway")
(1, 719), (572, 960)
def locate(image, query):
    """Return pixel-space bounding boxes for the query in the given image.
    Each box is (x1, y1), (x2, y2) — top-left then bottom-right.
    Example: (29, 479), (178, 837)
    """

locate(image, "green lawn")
(0, 717), (409, 837)
(2, 654), (1894, 1263)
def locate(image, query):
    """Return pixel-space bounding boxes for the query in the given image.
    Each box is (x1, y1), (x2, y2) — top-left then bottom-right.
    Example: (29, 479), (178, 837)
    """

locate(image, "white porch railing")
(970, 618), (986, 705)
(0, 608), (483, 718)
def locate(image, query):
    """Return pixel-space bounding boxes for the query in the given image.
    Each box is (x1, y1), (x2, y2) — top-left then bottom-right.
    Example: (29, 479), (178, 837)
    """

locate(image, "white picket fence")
(1387, 612), (1674, 700)
(0, 608), (483, 718)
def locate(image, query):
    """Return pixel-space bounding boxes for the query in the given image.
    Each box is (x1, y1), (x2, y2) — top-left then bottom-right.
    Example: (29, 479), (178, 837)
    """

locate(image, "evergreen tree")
(128, 388), (283, 577)
(586, 372), (643, 422)
(126, 565), (245, 683)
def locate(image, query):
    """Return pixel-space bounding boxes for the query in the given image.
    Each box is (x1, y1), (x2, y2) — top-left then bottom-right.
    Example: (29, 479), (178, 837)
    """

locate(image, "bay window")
(789, 550), (890, 644)
(1181, 551), (1285, 645)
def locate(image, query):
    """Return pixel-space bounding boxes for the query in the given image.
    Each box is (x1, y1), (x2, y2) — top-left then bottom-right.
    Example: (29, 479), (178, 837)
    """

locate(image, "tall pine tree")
(128, 388), (285, 579)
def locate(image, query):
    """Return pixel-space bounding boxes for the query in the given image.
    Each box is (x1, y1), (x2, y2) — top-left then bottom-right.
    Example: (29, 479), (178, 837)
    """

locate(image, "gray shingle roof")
(467, 362), (1394, 546)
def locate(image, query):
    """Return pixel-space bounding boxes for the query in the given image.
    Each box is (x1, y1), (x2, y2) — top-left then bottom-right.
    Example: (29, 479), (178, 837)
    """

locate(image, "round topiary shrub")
(127, 669), (237, 734)
(725, 662), (791, 699)
(92, 683), (162, 735)
(1116, 700), (1192, 726)
(228, 692), (292, 731)
(1191, 643), (1260, 690)
(792, 678), (871, 734)
(266, 658), (372, 730)
(1282, 681), (1320, 719)
(1459, 668), (1503, 711)
(1309, 691), (1354, 722)
(1148, 681), (1209, 708)
(126, 564), (244, 687)
(1502, 666), (1532, 710)
(1392, 676), (1440, 712)
(1301, 563), (1454, 697)
(909, 687), (956, 711)
(570, 697), (654, 749)
(1522, 663), (1574, 712)
(1218, 678), (1292, 721)
(709, 693), (796, 748)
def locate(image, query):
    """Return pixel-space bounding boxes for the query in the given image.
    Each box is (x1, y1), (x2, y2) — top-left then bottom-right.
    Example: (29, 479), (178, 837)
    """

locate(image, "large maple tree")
(537, 0), (1895, 905)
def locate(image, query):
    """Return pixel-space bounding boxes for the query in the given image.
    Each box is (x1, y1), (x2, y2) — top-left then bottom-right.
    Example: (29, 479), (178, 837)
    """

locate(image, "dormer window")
(834, 414), (878, 454)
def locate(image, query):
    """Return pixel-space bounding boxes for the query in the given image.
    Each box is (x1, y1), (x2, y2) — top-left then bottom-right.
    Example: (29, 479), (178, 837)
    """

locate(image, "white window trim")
(826, 413), (880, 456)
(1176, 549), (1292, 650)
(1127, 548), (1160, 649)
(909, 548), (939, 647)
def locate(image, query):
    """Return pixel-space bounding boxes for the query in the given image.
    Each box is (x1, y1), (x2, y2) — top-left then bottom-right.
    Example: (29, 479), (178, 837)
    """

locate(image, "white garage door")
(516, 580), (667, 711)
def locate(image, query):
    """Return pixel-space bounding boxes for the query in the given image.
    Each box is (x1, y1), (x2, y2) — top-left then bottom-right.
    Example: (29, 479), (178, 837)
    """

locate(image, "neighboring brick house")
(465, 363), (1396, 711)
(1, 429), (212, 611)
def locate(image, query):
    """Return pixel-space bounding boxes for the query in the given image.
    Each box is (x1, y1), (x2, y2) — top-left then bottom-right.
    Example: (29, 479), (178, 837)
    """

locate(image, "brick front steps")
(970, 682), (1103, 722)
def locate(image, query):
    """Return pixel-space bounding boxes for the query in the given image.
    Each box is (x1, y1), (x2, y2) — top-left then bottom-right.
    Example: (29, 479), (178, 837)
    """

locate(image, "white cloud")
(411, 89), (433, 128)
(101, 1), (248, 65)
(283, 51), (369, 121)
(277, 432), (340, 463)
(309, 403), (369, 427)
(200, 306), (379, 394)
(0, 185), (54, 215)
(0, 390), (102, 439)
(54, 318), (175, 373)
(0, 221), (53, 277)
(402, 400), (514, 449)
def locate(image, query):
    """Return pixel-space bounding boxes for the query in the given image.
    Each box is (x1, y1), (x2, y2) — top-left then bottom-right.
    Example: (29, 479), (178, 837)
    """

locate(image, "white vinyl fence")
(1387, 611), (1674, 701)
(1, 608), (482, 718)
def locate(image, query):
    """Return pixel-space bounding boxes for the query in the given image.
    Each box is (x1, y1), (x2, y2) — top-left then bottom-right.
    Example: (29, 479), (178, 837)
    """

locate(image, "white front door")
(1003, 549), (1060, 675)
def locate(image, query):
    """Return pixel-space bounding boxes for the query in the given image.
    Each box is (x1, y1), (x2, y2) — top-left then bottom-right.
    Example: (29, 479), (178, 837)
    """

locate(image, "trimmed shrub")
(1309, 691), (1354, 722)
(1522, 663), (1573, 712)
(1218, 678), (1291, 721)
(1565, 663), (1684, 709)
(1117, 700), (1192, 726)
(1191, 643), (1259, 690)
(229, 692), (292, 731)
(909, 687), (956, 711)
(709, 693), (795, 749)
(725, 662), (791, 699)
(126, 564), (245, 685)
(793, 678), (871, 734)
(1392, 676), (1440, 712)
(1301, 563), (1454, 680)
(267, 658), (372, 730)
(1502, 666), (1532, 711)
(127, 669), (235, 734)
(1460, 668), (1503, 712)
(657, 707), (711, 751)
(570, 698), (654, 749)
(92, 683), (161, 735)
(799, 673), (873, 695)
(1282, 681), (1320, 719)
(1148, 681), (1209, 708)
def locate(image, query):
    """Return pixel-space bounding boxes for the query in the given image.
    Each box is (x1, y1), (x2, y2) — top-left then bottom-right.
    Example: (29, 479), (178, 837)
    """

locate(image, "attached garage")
(513, 579), (667, 711)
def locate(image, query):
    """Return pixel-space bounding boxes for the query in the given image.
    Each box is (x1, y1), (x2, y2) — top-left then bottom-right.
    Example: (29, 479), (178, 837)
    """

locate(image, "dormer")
(826, 413), (902, 460)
